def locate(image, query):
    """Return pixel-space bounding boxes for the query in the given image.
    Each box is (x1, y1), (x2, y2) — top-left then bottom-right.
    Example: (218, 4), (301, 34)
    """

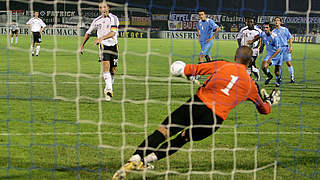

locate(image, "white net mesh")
(1, 0), (320, 179)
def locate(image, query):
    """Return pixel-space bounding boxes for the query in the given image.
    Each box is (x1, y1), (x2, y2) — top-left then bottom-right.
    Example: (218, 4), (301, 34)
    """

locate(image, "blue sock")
(288, 66), (294, 78)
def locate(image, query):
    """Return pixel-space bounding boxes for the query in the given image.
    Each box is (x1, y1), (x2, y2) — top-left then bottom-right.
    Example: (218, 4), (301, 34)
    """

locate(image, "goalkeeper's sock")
(144, 152), (158, 164)
(15, 37), (18, 44)
(288, 66), (294, 79)
(153, 133), (188, 161)
(134, 130), (166, 159)
(11, 37), (13, 44)
(103, 72), (113, 91)
(128, 154), (141, 163)
(36, 45), (40, 56)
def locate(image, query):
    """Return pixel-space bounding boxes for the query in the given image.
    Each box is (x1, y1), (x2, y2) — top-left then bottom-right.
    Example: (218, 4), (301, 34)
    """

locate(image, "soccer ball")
(170, 61), (186, 76)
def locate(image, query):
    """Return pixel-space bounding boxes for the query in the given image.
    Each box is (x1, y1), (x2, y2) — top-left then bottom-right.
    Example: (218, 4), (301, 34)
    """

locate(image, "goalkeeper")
(113, 46), (280, 180)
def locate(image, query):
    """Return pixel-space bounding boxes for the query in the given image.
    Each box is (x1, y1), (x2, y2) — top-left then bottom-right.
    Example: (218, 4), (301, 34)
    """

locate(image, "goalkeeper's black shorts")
(161, 95), (223, 141)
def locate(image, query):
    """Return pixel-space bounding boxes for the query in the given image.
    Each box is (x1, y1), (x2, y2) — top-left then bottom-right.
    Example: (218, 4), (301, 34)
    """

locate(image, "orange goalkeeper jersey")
(184, 60), (271, 120)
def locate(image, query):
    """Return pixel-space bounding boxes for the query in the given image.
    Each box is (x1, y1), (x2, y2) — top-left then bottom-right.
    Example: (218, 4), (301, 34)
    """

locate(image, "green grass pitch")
(0, 34), (319, 179)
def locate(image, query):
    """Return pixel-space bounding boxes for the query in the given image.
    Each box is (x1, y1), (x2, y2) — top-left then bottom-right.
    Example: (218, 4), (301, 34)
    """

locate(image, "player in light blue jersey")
(273, 17), (295, 83)
(197, 10), (220, 62)
(249, 22), (282, 87)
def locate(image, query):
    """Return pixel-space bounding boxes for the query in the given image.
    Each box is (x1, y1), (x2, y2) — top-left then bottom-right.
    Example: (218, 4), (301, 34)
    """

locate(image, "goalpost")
(0, 0), (319, 179)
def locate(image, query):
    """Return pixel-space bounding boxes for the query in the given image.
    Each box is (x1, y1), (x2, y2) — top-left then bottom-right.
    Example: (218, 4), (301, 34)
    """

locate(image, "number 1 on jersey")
(221, 75), (239, 96)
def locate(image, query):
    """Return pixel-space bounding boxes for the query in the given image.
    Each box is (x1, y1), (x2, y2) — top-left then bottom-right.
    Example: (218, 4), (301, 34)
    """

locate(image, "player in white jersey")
(26, 11), (46, 56)
(237, 17), (262, 81)
(79, 0), (119, 101)
(9, 20), (19, 44)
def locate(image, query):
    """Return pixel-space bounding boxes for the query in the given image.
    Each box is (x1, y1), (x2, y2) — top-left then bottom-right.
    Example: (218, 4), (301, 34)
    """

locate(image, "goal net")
(0, 0), (319, 179)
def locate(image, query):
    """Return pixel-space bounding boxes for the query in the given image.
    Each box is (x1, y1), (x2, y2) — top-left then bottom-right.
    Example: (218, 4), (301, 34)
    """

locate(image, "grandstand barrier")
(0, 26), (319, 44)
(160, 31), (319, 44)
(160, 31), (238, 40)
(0, 26), (86, 36)
(292, 34), (318, 43)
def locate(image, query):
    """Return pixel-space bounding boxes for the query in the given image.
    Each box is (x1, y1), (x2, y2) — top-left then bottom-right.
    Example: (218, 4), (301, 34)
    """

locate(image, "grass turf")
(0, 34), (320, 179)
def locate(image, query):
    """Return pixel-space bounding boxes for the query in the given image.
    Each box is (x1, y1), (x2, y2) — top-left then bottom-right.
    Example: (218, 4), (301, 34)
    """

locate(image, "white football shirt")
(237, 25), (262, 56)
(9, 23), (19, 31)
(86, 13), (119, 46)
(26, 17), (46, 32)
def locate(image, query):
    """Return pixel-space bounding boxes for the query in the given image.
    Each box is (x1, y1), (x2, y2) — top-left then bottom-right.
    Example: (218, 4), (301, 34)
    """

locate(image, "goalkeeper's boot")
(264, 75), (273, 85)
(143, 162), (154, 170)
(112, 161), (145, 180)
(290, 76), (295, 83)
(104, 89), (113, 101)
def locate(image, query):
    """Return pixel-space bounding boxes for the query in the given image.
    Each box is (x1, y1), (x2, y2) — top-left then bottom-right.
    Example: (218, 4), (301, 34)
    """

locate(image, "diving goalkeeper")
(112, 46), (280, 180)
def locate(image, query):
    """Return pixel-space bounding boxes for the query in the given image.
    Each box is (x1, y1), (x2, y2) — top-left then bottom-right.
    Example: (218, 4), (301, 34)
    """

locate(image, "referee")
(26, 11), (46, 56)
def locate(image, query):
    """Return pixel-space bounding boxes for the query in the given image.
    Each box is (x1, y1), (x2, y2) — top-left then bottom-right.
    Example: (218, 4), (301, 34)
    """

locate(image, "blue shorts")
(281, 46), (292, 62)
(200, 40), (213, 56)
(264, 52), (282, 66)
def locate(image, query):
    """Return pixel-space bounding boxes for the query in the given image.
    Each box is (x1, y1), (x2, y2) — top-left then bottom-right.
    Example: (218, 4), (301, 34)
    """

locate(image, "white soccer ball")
(170, 61), (186, 76)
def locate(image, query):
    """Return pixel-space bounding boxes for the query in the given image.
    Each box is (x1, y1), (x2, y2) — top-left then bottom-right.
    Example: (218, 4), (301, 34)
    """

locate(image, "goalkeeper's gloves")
(187, 75), (201, 85)
(260, 88), (281, 105)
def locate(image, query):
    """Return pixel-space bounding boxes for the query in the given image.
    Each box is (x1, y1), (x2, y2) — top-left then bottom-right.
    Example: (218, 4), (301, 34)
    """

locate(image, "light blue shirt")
(272, 26), (292, 47)
(259, 31), (280, 55)
(197, 19), (219, 42)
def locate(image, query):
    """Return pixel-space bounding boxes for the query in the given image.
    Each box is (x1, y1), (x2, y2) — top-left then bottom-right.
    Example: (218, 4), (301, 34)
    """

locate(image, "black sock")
(251, 60), (256, 68)
(205, 55), (211, 62)
(262, 68), (272, 78)
(154, 133), (188, 160)
(134, 130), (166, 159)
